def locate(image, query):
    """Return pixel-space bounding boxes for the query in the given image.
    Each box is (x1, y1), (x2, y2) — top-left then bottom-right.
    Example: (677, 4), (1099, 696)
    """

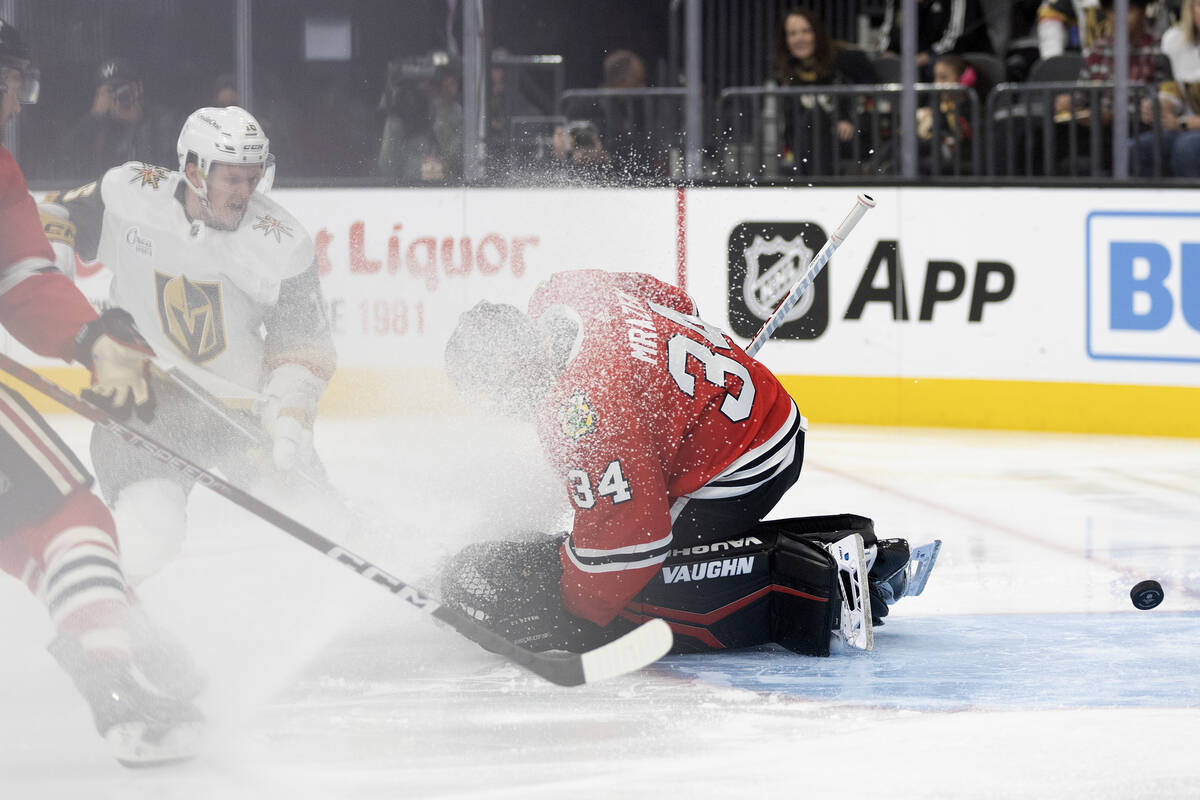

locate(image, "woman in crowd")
(770, 7), (878, 175)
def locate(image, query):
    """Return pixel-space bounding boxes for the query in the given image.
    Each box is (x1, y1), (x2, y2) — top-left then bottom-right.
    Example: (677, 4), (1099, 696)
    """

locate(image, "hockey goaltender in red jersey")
(0, 19), (201, 767)
(443, 269), (934, 658)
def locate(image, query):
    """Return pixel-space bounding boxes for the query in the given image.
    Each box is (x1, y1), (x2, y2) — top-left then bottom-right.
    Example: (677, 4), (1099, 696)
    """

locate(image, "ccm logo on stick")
(1086, 211), (1200, 363)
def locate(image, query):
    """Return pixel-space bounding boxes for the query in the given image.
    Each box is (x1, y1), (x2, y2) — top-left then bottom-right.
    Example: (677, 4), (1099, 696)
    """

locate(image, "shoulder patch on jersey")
(559, 392), (598, 440)
(127, 163), (169, 189)
(252, 213), (294, 243)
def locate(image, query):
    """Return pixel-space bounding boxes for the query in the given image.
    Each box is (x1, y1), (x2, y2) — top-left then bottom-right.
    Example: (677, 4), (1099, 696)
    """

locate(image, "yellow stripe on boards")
(8, 367), (1200, 438)
(777, 375), (1200, 438)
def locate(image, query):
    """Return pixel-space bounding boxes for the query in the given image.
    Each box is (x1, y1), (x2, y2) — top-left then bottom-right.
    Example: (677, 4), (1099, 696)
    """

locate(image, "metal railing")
(717, 84), (981, 181)
(986, 80), (1163, 178)
(555, 87), (689, 182)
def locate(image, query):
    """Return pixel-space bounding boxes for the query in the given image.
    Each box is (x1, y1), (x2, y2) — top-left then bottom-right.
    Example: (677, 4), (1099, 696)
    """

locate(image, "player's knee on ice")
(113, 479), (188, 582)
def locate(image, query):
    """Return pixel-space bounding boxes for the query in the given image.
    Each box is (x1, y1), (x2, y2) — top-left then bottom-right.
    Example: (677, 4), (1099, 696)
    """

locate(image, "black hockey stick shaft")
(0, 354), (668, 686)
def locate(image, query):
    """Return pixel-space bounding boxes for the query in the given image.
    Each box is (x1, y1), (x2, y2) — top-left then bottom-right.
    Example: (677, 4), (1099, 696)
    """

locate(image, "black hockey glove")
(441, 534), (615, 653)
(75, 308), (156, 422)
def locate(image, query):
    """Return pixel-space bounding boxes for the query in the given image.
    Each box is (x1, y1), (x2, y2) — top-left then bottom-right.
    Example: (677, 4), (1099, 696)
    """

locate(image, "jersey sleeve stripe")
(565, 533), (674, 574)
(0, 257), (58, 296)
(687, 444), (797, 500)
(713, 400), (804, 479)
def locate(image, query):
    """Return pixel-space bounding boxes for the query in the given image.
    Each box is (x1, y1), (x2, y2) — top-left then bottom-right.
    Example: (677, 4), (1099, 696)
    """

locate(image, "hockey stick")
(148, 364), (331, 493)
(745, 192), (876, 357)
(0, 353), (672, 686)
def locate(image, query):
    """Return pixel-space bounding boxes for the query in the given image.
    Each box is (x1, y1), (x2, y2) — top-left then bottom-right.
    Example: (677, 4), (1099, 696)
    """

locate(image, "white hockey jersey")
(54, 162), (335, 404)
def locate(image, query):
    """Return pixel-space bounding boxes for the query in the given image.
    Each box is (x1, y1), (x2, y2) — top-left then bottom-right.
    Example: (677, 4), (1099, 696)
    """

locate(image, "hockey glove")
(441, 535), (615, 653)
(259, 363), (324, 471)
(75, 308), (156, 421)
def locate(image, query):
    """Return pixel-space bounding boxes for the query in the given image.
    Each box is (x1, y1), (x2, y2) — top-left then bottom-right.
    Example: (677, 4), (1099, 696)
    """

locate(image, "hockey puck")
(1130, 580), (1164, 610)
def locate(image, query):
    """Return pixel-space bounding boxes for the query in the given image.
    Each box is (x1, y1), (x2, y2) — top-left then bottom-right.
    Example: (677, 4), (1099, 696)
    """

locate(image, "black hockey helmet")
(444, 301), (553, 417)
(0, 18), (39, 103)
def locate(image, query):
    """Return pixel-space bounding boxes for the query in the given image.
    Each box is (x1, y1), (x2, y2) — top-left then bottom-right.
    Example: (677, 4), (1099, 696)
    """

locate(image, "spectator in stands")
(1006, 0), (1050, 80)
(54, 57), (177, 178)
(486, 47), (547, 174)
(547, 119), (613, 182)
(1133, 0), (1200, 176)
(1037, 0), (1111, 58)
(550, 49), (671, 184)
(210, 73), (239, 107)
(1053, 0), (1166, 172)
(917, 53), (980, 173)
(877, 0), (994, 75)
(772, 7), (879, 175)
(596, 49), (667, 182)
(376, 53), (463, 183)
(1055, 0), (1163, 120)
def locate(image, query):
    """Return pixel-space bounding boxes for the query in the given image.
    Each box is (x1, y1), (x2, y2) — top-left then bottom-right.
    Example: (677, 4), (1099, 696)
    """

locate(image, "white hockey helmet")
(176, 105), (274, 194)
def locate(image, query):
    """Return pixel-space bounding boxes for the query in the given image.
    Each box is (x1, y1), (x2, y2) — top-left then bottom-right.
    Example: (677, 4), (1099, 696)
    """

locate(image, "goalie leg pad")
(626, 514), (908, 657)
(622, 526), (842, 656)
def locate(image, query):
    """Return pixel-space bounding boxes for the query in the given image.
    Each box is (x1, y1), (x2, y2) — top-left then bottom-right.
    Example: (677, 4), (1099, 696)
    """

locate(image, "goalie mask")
(176, 105), (275, 228)
(444, 301), (555, 418)
(0, 19), (40, 104)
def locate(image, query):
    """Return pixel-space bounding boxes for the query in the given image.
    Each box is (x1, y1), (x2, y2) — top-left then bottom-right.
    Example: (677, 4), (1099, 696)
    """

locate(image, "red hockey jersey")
(0, 146), (97, 361)
(529, 270), (800, 626)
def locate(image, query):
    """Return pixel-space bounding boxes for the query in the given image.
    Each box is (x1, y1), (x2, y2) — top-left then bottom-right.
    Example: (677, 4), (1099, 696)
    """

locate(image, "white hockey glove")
(259, 363), (324, 471)
(74, 308), (156, 421)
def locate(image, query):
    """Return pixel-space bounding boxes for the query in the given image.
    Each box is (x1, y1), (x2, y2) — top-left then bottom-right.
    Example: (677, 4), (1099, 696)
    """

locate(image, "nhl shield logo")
(155, 272), (227, 362)
(741, 233), (817, 323)
(727, 222), (830, 341)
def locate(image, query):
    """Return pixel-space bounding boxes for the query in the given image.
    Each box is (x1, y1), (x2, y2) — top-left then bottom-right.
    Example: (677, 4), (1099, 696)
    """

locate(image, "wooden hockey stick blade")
(480, 617), (673, 687)
(0, 354), (672, 686)
(580, 618), (673, 684)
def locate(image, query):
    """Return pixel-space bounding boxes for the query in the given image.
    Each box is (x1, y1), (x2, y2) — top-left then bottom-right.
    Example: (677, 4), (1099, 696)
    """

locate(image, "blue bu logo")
(1086, 211), (1200, 363)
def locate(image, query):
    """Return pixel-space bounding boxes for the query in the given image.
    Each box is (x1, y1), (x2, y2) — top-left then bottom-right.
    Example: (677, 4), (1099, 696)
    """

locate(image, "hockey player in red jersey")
(443, 269), (931, 657)
(0, 19), (201, 766)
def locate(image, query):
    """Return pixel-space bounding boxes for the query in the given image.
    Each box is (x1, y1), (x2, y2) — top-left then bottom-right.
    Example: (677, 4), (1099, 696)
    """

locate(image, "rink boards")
(4, 185), (1200, 436)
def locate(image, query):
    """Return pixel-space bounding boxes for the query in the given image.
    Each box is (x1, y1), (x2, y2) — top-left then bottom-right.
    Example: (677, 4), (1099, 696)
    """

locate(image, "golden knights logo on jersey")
(154, 272), (227, 362)
(252, 214), (294, 243)
(128, 163), (169, 189)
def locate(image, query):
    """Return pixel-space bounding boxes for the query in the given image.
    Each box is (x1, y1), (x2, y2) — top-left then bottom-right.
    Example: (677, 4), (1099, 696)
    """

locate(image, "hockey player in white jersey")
(43, 106), (337, 579)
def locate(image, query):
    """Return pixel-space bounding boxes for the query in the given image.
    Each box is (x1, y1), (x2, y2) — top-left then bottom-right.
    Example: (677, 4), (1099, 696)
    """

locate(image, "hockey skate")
(128, 609), (207, 701)
(48, 635), (203, 768)
(823, 533), (873, 651)
(865, 538), (942, 622)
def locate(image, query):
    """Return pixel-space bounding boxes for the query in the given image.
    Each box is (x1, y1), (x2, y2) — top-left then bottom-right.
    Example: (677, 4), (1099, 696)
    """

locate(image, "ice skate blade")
(903, 540), (942, 598)
(107, 720), (202, 769)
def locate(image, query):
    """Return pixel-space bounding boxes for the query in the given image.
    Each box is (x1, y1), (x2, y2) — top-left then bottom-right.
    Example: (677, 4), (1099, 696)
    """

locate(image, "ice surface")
(1, 418), (1198, 799)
